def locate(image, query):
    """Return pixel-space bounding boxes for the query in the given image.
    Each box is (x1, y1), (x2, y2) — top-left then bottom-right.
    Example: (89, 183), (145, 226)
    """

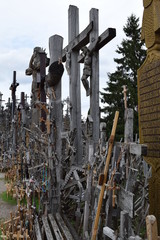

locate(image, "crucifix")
(10, 71), (19, 119)
(62, 5), (116, 164)
(9, 71), (19, 159)
(25, 47), (49, 130)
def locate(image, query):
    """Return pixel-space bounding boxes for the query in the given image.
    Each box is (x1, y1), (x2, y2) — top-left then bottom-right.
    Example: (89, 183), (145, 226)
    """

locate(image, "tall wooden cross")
(10, 71), (19, 120)
(9, 71), (19, 157)
(62, 5), (116, 164)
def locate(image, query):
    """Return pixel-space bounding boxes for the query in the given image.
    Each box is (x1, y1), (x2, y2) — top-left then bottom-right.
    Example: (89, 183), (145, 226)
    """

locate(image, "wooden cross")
(123, 85), (127, 109)
(62, 5), (116, 163)
(9, 71), (19, 119)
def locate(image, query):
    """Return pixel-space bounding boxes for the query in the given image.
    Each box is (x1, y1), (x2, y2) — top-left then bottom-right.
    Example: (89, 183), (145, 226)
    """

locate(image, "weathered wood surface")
(128, 236), (142, 240)
(48, 214), (63, 240)
(103, 226), (117, 240)
(129, 143), (147, 156)
(83, 144), (94, 237)
(42, 215), (54, 240)
(55, 213), (74, 240)
(68, 5), (82, 165)
(48, 34), (63, 214)
(118, 187), (134, 218)
(34, 217), (42, 240)
(62, 21), (93, 61)
(146, 215), (159, 240)
(78, 28), (116, 63)
(62, 214), (80, 240)
(89, 8), (99, 152)
(124, 108), (133, 143)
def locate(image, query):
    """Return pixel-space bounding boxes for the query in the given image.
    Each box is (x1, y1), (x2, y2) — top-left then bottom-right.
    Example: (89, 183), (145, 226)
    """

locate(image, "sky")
(0, 0), (143, 117)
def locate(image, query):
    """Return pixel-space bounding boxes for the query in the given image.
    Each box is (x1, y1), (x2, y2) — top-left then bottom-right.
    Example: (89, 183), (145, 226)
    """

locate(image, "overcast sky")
(0, 0), (143, 117)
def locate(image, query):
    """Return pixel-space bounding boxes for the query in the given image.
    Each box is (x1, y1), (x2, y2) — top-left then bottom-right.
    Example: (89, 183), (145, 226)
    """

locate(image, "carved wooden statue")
(81, 46), (91, 96)
(25, 47), (49, 106)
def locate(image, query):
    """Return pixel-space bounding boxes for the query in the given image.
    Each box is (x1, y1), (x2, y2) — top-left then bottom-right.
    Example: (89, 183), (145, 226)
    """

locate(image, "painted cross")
(62, 5), (116, 164)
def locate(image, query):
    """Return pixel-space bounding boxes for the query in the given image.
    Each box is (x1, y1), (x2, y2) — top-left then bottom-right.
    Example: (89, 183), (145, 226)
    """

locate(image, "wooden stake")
(91, 111), (119, 240)
(146, 215), (159, 240)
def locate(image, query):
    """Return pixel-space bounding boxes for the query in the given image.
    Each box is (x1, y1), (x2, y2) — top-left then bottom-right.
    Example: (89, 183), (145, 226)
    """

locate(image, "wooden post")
(90, 8), (99, 153)
(91, 111), (119, 240)
(124, 108), (133, 143)
(146, 215), (159, 240)
(68, 5), (82, 165)
(39, 52), (47, 132)
(48, 34), (63, 214)
(83, 144), (94, 237)
(10, 71), (19, 160)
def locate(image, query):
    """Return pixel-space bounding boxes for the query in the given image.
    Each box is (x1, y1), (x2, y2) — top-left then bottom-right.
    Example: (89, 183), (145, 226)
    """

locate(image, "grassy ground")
(0, 191), (17, 205)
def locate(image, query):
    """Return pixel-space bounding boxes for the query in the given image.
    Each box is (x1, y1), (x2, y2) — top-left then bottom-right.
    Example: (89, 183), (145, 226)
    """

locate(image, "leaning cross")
(62, 5), (116, 163)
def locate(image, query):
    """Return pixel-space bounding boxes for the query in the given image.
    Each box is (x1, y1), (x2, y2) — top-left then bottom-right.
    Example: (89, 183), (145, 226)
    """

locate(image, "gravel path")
(0, 173), (17, 222)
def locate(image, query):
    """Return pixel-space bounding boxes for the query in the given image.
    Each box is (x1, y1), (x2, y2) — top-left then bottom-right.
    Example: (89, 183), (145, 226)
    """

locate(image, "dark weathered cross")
(62, 5), (116, 164)
(9, 71), (19, 156)
(10, 71), (19, 119)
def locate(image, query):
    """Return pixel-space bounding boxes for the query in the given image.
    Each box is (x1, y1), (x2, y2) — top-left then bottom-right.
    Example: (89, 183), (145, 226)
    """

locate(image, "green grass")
(0, 191), (17, 205)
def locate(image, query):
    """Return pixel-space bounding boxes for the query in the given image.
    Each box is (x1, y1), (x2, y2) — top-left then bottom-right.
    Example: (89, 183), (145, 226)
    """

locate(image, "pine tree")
(100, 14), (146, 141)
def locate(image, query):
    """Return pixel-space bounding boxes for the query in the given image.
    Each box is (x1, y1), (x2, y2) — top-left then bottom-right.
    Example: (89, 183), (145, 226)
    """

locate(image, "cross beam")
(62, 24), (116, 63)
(62, 21), (93, 61)
(78, 28), (116, 63)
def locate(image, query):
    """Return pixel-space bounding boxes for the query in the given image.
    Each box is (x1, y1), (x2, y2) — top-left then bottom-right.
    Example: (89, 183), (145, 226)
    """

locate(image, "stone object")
(138, 0), (160, 234)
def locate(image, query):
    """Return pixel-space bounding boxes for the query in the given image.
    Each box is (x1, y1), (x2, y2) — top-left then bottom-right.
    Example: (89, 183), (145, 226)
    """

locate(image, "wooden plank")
(89, 8), (99, 153)
(128, 237), (142, 240)
(55, 213), (74, 240)
(68, 5), (82, 165)
(103, 226), (117, 240)
(118, 187), (134, 218)
(42, 215), (54, 240)
(124, 108), (133, 143)
(78, 28), (116, 63)
(62, 21), (93, 61)
(63, 177), (86, 190)
(48, 214), (63, 240)
(34, 217), (42, 240)
(62, 214), (80, 240)
(95, 28), (116, 51)
(129, 143), (147, 156)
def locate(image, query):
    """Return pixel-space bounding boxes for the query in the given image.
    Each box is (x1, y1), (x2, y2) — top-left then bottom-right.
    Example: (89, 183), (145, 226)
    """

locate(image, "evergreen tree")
(100, 14), (146, 141)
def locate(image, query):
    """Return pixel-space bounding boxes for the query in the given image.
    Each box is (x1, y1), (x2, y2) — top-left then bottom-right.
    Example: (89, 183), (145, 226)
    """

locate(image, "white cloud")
(0, 0), (143, 115)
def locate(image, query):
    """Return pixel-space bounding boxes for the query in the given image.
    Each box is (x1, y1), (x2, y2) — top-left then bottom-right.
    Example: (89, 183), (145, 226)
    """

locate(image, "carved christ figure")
(25, 47), (49, 106)
(80, 37), (100, 97)
(81, 46), (91, 96)
(141, 0), (160, 50)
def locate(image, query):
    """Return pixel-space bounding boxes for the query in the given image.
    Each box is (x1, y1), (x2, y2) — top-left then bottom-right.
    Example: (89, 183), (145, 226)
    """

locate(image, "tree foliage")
(100, 14), (146, 141)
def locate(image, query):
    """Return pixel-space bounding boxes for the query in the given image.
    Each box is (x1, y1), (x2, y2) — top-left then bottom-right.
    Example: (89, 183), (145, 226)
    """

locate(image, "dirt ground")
(0, 173), (17, 222)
